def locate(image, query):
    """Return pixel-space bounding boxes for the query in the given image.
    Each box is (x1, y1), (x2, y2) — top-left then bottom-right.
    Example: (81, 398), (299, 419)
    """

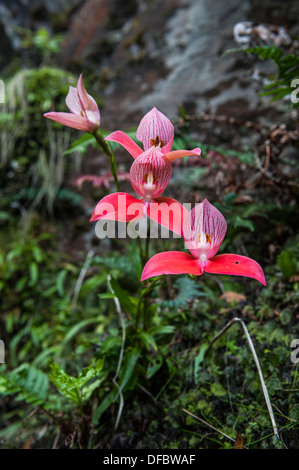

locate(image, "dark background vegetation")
(0, 0), (298, 449)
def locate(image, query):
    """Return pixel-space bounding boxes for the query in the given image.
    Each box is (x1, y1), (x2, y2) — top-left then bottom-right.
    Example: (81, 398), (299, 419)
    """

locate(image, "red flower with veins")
(90, 146), (188, 236)
(104, 106), (201, 163)
(90, 107), (200, 236)
(141, 199), (266, 285)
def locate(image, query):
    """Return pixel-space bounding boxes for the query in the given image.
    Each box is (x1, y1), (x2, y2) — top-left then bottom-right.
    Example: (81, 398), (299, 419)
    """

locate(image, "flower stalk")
(92, 129), (120, 191)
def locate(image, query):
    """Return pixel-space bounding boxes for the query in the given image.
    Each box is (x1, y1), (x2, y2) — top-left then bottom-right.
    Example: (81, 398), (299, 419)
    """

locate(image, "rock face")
(59, 0), (298, 128)
(1, 0), (298, 128)
(114, 0), (254, 118)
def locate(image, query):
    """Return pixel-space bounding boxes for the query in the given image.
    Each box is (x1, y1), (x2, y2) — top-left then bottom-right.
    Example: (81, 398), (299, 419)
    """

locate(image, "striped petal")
(136, 107), (174, 154)
(65, 86), (82, 115)
(205, 254), (266, 285)
(90, 192), (144, 223)
(44, 112), (96, 132)
(141, 251), (202, 281)
(105, 131), (143, 159)
(183, 199), (227, 259)
(130, 147), (172, 200)
(147, 197), (189, 237)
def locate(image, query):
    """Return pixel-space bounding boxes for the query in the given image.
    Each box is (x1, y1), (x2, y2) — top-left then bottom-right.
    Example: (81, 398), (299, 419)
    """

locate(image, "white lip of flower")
(143, 170), (157, 202)
(196, 232), (211, 262)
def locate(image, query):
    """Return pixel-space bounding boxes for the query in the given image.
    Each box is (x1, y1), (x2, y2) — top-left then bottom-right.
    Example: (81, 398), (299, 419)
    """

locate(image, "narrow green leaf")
(118, 348), (140, 392)
(61, 318), (99, 348)
(110, 276), (137, 316)
(138, 331), (157, 351)
(56, 269), (68, 297)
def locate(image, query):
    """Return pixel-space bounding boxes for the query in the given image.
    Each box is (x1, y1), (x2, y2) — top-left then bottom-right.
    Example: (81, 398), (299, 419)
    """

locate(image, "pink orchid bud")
(129, 147), (172, 202)
(44, 74), (100, 132)
(105, 106), (201, 164)
(136, 107), (174, 154)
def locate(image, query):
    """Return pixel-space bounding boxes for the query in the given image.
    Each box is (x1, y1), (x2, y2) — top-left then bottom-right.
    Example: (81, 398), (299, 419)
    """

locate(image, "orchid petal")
(136, 107), (174, 154)
(65, 86), (82, 115)
(77, 74), (101, 125)
(141, 251), (202, 281)
(148, 197), (189, 237)
(165, 147), (201, 162)
(105, 131), (143, 159)
(205, 254), (266, 286)
(44, 112), (95, 132)
(183, 199), (227, 259)
(130, 147), (172, 199)
(90, 192), (144, 223)
(76, 74), (90, 110)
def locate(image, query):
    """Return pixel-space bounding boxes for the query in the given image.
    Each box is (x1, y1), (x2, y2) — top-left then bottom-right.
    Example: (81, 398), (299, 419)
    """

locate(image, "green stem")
(136, 235), (144, 264)
(143, 297), (150, 331)
(92, 130), (120, 191)
(144, 217), (151, 264)
(135, 278), (160, 331)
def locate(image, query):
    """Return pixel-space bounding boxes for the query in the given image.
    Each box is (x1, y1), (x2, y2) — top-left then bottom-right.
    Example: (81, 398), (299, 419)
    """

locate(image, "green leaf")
(232, 216), (254, 232)
(138, 331), (158, 351)
(277, 250), (297, 279)
(211, 382), (227, 397)
(63, 134), (96, 155)
(0, 364), (49, 406)
(146, 354), (163, 379)
(60, 318), (100, 348)
(109, 276), (137, 316)
(56, 269), (68, 297)
(194, 343), (208, 381)
(118, 348), (140, 392)
(92, 388), (117, 424)
(150, 325), (175, 336)
(49, 359), (105, 405)
(92, 348), (140, 424)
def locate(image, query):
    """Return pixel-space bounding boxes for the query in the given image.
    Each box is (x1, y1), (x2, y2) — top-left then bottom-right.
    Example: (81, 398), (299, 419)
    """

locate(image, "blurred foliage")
(0, 66), (83, 213)
(18, 27), (65, 64)
(226, 45), (299, 108)
(0, 204), (298, 448)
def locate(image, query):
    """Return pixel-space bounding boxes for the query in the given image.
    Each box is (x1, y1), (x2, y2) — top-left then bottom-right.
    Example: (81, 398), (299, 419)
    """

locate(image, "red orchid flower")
(141, 198), (266, 285)
(104, 106), (201, 163)
(44, 74), (100, 132)
(90, 107), (201, 235)
(90, 145), (188, 236)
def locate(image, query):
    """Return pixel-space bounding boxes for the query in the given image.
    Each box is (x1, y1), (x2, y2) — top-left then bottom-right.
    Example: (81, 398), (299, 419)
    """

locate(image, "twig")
(71, 249), (94, 309)
(107, 274), (126, 429)
(182, 408), (236, 443)
(52, 428), (60, 449)
(204, 317), (280, 440)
